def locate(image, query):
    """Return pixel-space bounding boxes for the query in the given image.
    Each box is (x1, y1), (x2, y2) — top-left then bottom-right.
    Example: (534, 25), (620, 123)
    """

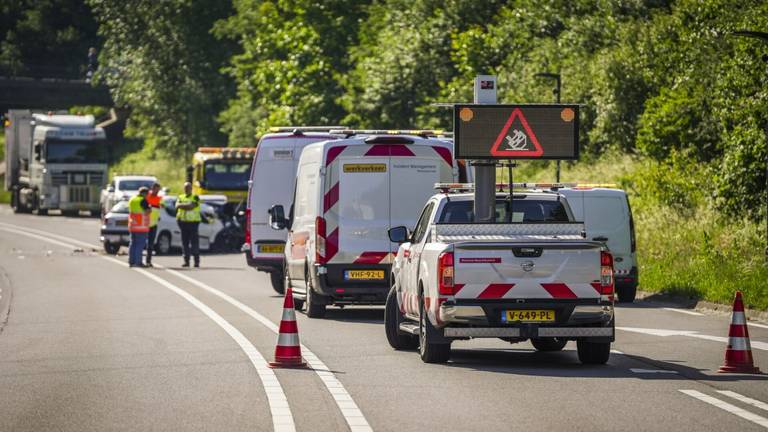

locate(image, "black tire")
(155, 232), (172, 255)
(419, 295), (451, 363)
(35, 208), (48, 216)
(270, 270), (285, 294)
(103, 242), (120, 255)
(577, 340), (611, 365)
(616, 284), (637, 303)
(62, 209), (79, 217)
(385, 287), (418, 350)
(531, 338), (568, 352)
(89, 210), (100, 218)
(305, 271), (326, 318)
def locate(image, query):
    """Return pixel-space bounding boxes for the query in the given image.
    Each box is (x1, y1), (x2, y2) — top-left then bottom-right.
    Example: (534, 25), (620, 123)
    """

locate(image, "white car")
(154, 195), (225, 255)
(268, 132), (459, 318)
(100, 175), (158, 217)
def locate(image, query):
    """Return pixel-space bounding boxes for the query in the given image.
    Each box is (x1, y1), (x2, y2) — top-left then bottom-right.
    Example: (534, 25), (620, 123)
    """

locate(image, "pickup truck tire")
(305, 272), (327, 319)
(419, 297), (451, 363)
(531, 338), (568, 352)
(270, 270), (285, 295)
(155, 232), (172, 255)
(385, 287), (418, 350)
(576, 340), (611, 365)
(103, 242), (120, 255)
(616, 285), (637, 303)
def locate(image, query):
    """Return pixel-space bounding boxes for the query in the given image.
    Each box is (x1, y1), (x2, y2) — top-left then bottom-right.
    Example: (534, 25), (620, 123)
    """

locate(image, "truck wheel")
(155, 232), (172, 255)
(577, 340), (611, 365)
(385, 287), (418, 350)
(35, 208), (48, 216)
(103, 242), (120, 255)
(305, 272), (326, 318)
(419, 296), (451, 363)
(531, 338), (568, 352)
(616, 284), (637, 303)
(270, 270), (285, 295)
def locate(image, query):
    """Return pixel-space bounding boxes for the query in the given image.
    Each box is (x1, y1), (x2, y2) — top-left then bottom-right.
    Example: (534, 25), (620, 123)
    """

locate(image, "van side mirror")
(388, 226), (409, 244)
(34, 143), (42, 161)
(107, 185), (115, 193)
(269, 205), (288, 230)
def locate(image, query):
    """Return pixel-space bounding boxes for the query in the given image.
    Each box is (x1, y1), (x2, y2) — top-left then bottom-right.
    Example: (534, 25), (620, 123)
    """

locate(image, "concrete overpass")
(0, 76), (113, 113)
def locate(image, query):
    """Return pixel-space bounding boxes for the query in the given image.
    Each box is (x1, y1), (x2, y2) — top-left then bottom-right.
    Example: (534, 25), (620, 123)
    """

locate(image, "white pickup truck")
(385, 187), (615, 364)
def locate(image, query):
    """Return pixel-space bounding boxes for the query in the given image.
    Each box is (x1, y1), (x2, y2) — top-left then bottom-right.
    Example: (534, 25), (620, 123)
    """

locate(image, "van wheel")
(385, 286), (418, 350)
(531, 338), (568, 352)
(155, 232), (172, 255)
(419, 296), (450, 363)
(616, 284), (637, 303)
(577, 340), (611, 365)
(305, 272), (326, 318)
(270, 270), (285, 294)
(103, 242), (120, 255)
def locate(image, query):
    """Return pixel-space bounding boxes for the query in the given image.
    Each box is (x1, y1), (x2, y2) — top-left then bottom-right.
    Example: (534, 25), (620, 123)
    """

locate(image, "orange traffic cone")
(268, 287), (307, 368)
(718, 291), (761, 374)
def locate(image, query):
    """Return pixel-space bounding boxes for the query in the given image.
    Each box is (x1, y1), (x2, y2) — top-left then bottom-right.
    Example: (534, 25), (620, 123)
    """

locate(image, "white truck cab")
(268, 131), (460, 318)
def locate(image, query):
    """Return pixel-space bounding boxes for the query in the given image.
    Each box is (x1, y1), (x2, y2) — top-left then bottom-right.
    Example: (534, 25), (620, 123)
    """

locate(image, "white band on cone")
(732, 312), (746, 325)
(728, 337), (752, 351)
(282, 308), (297, 322)
(278, 332), (300, 347)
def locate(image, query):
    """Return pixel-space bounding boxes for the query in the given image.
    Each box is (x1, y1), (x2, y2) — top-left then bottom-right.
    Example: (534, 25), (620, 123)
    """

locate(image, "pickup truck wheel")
(531, 338), (568, 352)
(616, 284), (637, 303)
(155, 232), (172, 255)
(576, 340), (611, 365)
(103, 242), (120, 255)
(418, 297), (450, 363)
(270, 270), (285, 295)
(305, 272), (327, 319)
(385, 287), (418, 350)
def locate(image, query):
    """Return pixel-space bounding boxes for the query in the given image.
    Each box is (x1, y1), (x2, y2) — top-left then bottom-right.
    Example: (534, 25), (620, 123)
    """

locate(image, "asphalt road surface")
(1, 205), (767, 432)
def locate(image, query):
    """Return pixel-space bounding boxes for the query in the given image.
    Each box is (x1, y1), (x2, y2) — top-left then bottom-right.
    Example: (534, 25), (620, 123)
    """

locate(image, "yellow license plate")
(259, 244), (284, 253)
(344, 270), (385, 280)
(504, 310), (555, 323)
(116, 220), (128, 226)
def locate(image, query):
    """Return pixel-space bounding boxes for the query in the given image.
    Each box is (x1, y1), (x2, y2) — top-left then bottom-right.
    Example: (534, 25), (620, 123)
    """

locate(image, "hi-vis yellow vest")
(176, 194), (201, 222)
(128, 195), (150, 233)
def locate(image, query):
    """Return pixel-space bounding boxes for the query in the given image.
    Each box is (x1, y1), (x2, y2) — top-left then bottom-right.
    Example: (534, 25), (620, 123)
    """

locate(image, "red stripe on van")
(353, 251), (389, 264)
(477, 284), (515, 299)
(432, 146), (453, 166)
(365, 144), (415, 157)
(323, 182), (339, 213)
(541, 283), (578, 299)
(325, 227), (339, 262)
(326, 146), (347, 166)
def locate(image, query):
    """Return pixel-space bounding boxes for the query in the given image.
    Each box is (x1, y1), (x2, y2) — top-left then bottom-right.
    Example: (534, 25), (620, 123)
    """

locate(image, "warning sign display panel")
(453, 104), (579, 160)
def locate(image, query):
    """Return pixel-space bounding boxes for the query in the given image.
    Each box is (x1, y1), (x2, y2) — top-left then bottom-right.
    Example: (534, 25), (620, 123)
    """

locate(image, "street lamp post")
(535, 72), (562, 182)
(730, 31), (768, 257)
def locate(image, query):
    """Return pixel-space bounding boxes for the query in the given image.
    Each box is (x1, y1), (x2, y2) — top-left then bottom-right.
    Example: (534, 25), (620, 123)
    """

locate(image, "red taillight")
(316, 216), (326, 264)
(244, 208), (251, 245)
(438, 251), (455, 295)
(600, 251), (614, 298)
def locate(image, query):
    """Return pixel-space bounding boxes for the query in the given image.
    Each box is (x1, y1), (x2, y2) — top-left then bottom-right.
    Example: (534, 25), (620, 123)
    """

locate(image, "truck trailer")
(4, 110), (108, 216)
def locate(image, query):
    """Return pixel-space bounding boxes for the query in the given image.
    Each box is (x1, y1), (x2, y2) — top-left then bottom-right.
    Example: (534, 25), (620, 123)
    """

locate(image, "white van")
(269, 133), (459, 317)
(244, 128), (343, 292)
(558, 187), (638, 302)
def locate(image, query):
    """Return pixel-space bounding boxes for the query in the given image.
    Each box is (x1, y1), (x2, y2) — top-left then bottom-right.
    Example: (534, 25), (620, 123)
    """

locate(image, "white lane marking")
(717, 391), (768, 413)
(610, 350), (624, 354)
(749, 322), (768, 330)
(0, 222), (99, 249)
(2, 227), (296, 432)
(630, 368), (679, 374)
(618, 327), (768, 351)
(679, 390), (768, 429)
(663, 307), (704, 316)
(162, 267), (373, 432)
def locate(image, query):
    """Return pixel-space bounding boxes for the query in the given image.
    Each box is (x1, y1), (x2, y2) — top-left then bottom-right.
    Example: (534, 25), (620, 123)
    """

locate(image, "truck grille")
(67, 186), (91, 203)
(50, 172), (104, 186)
(51, 173), (69, 185)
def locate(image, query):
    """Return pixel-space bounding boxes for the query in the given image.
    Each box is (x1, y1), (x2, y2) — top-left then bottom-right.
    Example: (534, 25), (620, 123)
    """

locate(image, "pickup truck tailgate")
(453, 243), (602, 300)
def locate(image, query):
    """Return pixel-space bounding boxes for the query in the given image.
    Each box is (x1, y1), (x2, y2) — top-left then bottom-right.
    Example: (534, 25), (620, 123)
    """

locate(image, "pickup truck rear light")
(600, 251), (614, 298)
(438, 251), (455, 295)
(316, 216), (327, 264)
(244, 208), (251, 246)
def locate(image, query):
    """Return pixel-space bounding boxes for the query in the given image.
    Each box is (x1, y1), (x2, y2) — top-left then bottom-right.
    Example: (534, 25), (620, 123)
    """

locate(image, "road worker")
(145, 182), (162, 267)
(176, 181), (201, 267)
(127, 186), (151, 268)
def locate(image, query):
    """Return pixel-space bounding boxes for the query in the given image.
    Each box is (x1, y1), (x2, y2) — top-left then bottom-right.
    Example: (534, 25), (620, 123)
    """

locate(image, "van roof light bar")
(494, 183), (618, 190)
(268, 126), (347, 133)
(434, 183), (475, 193)
(330, 129), (445, 138)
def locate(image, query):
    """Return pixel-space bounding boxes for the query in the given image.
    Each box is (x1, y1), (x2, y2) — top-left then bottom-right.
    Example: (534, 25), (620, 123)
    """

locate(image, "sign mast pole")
(473, 75), (497, 223)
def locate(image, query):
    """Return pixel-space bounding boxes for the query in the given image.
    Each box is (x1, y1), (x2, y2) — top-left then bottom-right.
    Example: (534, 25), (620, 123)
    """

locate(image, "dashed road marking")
(630, 368), (678, 374)
(618, 327), (768, 351)
(680, 390), (768, 429)
(663, 307), (704, 316)
(1, 226), (297, 432)
(717, 391), (768, 413)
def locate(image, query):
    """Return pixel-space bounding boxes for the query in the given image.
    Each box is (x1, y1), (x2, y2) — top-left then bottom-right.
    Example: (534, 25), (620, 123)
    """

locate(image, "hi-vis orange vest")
(146, 193), (162, 227)
(128, 195), (150, 233)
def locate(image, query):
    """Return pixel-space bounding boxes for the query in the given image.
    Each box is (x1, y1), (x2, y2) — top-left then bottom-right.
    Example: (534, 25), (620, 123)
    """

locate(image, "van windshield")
(203, 161), (251, 190)
(438, 198), (569, 223)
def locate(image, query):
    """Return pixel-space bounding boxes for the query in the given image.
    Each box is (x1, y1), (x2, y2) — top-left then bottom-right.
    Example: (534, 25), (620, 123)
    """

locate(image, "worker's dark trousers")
(178, 221), (200, 265)
(146, 226), (157, 264)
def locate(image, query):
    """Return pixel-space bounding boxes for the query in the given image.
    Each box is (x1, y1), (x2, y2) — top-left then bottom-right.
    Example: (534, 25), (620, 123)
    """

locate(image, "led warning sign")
(453, 104), (579, 160)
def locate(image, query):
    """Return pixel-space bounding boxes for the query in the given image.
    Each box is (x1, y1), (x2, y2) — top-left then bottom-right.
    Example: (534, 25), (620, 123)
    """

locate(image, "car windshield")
(438, 198), (569, 223)
(118, 179), (155, 191)
(110, 201), (130, 214)
(203, 161), (251, 190)
(45, 139), (107, 163)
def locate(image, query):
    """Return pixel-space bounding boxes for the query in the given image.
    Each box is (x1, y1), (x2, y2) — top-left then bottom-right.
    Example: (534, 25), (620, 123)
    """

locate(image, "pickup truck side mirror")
(34, 143), (42, 161)
(107, 185), (115, 193)
(268, 205), (288, 230)
(388, 226), (409, 244)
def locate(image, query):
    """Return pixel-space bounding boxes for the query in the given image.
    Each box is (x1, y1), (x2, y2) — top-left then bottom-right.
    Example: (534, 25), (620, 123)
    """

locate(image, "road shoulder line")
(679, 389), (768, 429)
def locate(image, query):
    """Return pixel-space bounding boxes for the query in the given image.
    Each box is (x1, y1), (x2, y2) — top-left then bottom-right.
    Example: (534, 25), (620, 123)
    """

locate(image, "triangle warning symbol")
(489, 108), (544, 157)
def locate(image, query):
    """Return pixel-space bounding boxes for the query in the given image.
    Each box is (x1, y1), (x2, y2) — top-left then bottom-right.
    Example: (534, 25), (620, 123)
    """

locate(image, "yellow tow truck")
(187, 147), (256, 204)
